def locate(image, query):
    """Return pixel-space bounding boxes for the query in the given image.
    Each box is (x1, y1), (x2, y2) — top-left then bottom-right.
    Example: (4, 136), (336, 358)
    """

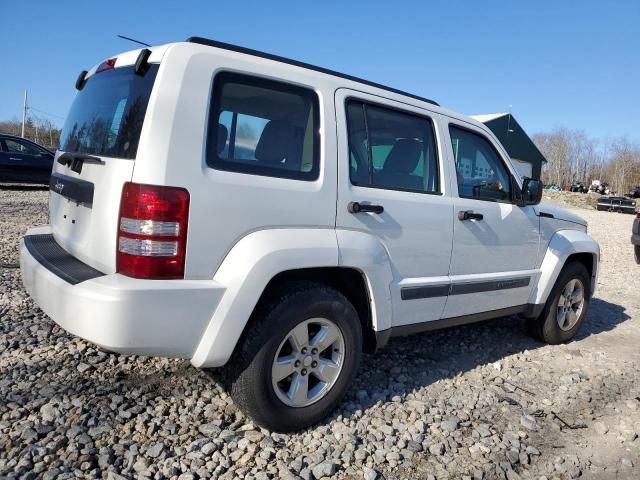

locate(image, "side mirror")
(521, 177), (543, 205)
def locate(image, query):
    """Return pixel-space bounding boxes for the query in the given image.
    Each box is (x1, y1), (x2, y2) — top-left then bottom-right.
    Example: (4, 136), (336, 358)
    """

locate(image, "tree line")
(533, 128), (640, 195)
(0, 118), (61, 150)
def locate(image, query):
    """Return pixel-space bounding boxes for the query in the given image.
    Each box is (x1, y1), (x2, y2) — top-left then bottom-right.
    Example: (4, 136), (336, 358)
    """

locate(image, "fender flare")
(191, 228), (340, 368)
(528, 229), (600, 306)
(336, 229), (394, 332)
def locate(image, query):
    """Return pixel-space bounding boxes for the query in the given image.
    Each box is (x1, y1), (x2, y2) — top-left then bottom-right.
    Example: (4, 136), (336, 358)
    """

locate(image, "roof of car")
(186, 37), (440, 108)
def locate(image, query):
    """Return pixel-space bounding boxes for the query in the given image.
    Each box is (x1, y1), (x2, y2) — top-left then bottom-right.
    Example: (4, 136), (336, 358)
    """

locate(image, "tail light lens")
(117, 182), (190, 279)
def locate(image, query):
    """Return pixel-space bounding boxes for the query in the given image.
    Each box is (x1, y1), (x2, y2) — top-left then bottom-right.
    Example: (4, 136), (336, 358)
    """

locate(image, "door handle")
(9, 157), (23, 161)
(458, 210), (483, 221)
(348, 201), (384, 214)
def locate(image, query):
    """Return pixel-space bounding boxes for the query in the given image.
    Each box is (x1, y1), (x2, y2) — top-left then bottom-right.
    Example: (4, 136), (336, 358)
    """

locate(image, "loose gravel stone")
(520, 414), (538, 430)
(593, 421), (609, 435)
(363, 466), (378, 480)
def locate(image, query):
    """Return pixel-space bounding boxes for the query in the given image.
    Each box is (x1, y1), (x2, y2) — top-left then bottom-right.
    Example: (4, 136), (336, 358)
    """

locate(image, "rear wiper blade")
(57, 152), (105, 167)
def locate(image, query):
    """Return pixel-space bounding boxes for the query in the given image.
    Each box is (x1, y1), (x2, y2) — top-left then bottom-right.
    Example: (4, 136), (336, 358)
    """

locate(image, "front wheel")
(225, 282), (362, 432)
(527, 262), (591, 344)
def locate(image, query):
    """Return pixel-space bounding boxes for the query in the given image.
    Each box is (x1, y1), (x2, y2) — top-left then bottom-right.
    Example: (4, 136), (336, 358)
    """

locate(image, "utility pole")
(21, 90), (28, 138)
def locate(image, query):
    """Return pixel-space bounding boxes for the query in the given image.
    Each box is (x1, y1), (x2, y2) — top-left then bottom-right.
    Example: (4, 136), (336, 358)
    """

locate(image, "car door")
(2, 138), (53, 183)
(0, 138), (28, 181)
(335, 89), (454, 328)
(442, 121), (540, 319)
(0, 140), (10, 180)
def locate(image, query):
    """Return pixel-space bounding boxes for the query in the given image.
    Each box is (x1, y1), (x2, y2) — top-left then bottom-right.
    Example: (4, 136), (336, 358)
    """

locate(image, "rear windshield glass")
(59, 65), (159, 159)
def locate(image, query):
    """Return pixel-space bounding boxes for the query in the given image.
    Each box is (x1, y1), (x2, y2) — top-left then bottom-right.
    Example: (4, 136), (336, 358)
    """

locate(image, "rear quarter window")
(207, 72), (320, 181)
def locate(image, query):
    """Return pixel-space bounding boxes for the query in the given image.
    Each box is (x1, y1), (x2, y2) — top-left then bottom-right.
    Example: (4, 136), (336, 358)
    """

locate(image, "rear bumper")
(20, 226), (224, 358)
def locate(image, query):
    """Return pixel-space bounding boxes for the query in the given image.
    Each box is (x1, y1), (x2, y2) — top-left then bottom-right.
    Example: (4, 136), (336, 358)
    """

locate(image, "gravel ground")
(1, 188), (639, 480)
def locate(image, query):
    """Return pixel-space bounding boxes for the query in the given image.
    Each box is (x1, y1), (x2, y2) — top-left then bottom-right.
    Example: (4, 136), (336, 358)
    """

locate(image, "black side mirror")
(521, 177), (543, 205)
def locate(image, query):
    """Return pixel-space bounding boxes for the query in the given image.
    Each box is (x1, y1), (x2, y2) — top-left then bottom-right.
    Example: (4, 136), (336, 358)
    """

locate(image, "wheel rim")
(271, 318), (345, 408)
(556, 278), (585, 331)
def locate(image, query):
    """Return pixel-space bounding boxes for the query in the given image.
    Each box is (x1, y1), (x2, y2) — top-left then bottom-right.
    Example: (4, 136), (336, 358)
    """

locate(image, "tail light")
(117, 182), (190, 279)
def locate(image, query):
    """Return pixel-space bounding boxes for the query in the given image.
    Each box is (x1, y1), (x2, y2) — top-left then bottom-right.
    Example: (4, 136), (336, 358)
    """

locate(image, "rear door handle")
(348, 201), (384, 214)
(458, 210), (483, 221)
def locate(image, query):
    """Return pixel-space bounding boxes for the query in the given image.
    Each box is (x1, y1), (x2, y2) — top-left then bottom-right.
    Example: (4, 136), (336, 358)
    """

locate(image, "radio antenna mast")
(117, 35), (151, 47)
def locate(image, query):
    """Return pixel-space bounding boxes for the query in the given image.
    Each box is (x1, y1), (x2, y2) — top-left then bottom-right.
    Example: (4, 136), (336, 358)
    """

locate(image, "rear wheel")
(226, 282), (362, 431)
(527, 262), (590, 344)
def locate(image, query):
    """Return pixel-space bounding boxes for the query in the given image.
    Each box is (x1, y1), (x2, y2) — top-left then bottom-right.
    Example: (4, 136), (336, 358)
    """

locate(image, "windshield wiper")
(57, 152), (105, 166)
(57, 152), (105, 174)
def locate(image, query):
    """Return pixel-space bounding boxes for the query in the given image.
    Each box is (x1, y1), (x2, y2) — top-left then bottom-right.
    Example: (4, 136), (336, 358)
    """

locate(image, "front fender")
(528, 229), (600, 306)
(190, 228), (339, 368)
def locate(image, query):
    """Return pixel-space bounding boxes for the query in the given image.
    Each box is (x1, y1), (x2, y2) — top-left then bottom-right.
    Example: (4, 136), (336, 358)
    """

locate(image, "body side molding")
(375, 304), (528, 349)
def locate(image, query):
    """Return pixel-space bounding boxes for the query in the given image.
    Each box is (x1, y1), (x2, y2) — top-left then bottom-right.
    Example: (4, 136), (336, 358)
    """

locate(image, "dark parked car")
(633, 213), (640, 263)
(570, 182), (589, 193)
(629, 186), (640, 199)
(596, 195), (637, 214)
(0, 134), (55, 184)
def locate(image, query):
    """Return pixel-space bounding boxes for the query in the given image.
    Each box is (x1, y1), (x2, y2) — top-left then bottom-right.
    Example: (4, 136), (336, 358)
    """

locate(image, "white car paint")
(21, 40), (600, 368)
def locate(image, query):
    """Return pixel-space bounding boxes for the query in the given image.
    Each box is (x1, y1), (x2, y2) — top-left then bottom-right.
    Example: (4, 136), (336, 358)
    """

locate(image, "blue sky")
(1, 1), (638, 142)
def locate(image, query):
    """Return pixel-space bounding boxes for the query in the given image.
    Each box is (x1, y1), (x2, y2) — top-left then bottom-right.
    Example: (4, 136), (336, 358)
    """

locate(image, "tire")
(635, 245), (640, 264)
(225, 282), (362, 432)
(527, 262), (591, 344)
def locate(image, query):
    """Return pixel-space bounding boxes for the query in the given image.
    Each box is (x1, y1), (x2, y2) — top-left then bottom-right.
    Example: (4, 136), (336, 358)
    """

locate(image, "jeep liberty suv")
(20, 38), (600, 431)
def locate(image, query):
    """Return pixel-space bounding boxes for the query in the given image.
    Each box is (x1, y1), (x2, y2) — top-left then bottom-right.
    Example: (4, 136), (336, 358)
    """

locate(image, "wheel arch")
(529, 229), (600, 306)
(190, 229), (389, 368)
(248, 267), (378, 354)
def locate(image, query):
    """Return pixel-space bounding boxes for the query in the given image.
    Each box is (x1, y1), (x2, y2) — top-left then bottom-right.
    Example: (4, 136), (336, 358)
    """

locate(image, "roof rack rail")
(186, 37), (439, 107)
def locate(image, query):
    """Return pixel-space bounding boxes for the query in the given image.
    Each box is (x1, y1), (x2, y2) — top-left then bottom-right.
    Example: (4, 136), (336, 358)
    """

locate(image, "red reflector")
(117, 182), (190, 279)
(96, 58), (117, 73)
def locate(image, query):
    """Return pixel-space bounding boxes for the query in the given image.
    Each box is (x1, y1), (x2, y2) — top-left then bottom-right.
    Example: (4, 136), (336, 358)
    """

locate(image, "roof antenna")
(117, 34), (151, 47)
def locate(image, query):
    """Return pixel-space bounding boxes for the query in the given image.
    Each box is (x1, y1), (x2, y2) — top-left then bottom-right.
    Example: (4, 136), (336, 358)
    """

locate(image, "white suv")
(20, 38), (600, 431)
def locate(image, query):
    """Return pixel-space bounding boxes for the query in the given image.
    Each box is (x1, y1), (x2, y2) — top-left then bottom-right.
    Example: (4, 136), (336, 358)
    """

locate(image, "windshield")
(59, 64), (159, 159)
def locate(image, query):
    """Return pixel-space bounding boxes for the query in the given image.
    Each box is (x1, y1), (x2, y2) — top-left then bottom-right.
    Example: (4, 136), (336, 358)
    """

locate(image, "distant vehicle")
(633, 213), (640, 263)
(590, 180), (611, 195)
(596, 196), (637, 214)
(0, 134), (54, 184)
(628, 186), (640, 199)
(545, 184), (561, 191)
(570, 182), (589, 193)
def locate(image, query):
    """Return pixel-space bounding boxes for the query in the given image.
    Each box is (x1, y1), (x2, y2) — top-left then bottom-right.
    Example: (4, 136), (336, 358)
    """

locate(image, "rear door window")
(346, 100), (439, 193)
(59, 65), (159, 159)
(207, 72), (320, 181)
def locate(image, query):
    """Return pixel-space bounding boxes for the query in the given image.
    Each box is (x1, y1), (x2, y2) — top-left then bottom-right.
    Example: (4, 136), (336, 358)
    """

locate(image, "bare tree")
(0, 117), (61, 149)
(603, 137), (640, 194)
